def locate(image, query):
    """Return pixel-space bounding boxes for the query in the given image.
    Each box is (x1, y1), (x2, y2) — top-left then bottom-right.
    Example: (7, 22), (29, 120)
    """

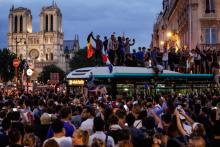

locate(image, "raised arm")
(174, 109), (187, 136)
(87, 32), (93, 42)
(91, 33), (96, 42)
(129, 39), (135, 46)
(148, 108), (163, 128)
(179, 111), (194, 125)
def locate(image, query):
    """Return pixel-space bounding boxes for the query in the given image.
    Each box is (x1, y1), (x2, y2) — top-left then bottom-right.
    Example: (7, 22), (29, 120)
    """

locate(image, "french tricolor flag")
(102, 50), (113, 73)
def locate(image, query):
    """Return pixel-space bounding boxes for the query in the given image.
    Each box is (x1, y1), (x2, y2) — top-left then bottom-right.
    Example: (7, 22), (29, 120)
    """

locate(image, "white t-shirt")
(80, 118), (94, 134)
(44, 136), (72, 147)
(89, 131), (115, 147)
(189, 52), (194, 63)
(183, 123), (192, 136)
(162, 52), (168, 61)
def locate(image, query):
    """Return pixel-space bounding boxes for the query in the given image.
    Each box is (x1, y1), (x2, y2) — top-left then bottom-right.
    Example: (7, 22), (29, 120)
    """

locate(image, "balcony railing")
(201, 12), (217, 19)
(200, 44), (220, 51)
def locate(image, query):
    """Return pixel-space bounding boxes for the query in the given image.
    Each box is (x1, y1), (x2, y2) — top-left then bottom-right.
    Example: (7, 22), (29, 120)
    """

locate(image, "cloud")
(0, 0), (162, 49)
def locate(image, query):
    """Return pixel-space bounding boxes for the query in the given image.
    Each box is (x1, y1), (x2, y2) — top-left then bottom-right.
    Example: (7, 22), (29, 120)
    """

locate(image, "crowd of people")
(1, 88), (220, 147)
(0, 33), (219, 147)
(145, 46), (220, 74)
(90, 32), (219, 74)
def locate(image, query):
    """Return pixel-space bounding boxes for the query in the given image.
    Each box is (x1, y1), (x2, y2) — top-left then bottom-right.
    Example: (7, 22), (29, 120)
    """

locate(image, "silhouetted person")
(91, 32), (103, 66)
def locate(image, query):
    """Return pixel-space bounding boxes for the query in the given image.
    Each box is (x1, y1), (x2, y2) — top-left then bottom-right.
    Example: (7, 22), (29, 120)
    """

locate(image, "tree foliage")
(0, 49), (17, 82)
(38, 64), (65, 84)
(69, 47), (96, 70)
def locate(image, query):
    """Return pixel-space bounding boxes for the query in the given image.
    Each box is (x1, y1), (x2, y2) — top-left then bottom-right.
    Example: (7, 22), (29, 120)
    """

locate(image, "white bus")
(67, 66), (215, 98)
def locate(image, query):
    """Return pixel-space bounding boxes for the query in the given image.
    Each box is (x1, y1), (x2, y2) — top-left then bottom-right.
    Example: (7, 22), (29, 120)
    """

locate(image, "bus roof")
(66, 66), (185, 79)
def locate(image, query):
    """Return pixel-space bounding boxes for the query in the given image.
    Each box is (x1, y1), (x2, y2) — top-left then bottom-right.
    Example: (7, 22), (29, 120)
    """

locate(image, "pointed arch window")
(50, 15), (53, 32)
(14, 16), (18, 33)
(46, 54), (48, 61)
(46, 15), (48, 32)
(50, 53), (53, 60)
(20, 16), (23, 32)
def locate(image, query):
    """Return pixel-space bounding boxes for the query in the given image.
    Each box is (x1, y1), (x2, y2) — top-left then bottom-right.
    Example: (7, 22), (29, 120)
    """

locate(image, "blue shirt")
(47, 121), (75, 138)
(136, 51), (144, 61)
(151, 50), (157, 60)
(153, 102), (167, 116)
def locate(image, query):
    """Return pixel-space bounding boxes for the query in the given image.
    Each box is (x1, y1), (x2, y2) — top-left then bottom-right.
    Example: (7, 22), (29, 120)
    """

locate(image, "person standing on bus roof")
(91, 32), (103, 66)
(125, 37), (135, 54)
(108, 34), (118, 65)
(151, 47), (158, 66)
(103, 36), (108, 53)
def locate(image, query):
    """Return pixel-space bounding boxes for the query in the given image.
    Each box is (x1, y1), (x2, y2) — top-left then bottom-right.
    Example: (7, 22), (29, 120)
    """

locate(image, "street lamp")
(167, 32), (172, 38)
(166, 32), (173, 49)
(13, 59), (20, 90)
(13, 37), (26, 91)
(26, 68), (33, 94)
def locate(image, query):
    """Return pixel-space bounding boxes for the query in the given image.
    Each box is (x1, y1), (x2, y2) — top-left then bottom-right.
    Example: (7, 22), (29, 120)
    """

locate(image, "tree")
(38, 64), (65, 84)
(0, 48), (17, 83)
(69, 47), (97, 70)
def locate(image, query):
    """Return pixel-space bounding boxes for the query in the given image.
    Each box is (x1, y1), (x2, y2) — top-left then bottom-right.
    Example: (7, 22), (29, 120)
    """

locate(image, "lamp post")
(13, 37), (26, 91)
(14, 37), (20, 90)
(26, 68), (33, 94)
(13, 59), (20, 90)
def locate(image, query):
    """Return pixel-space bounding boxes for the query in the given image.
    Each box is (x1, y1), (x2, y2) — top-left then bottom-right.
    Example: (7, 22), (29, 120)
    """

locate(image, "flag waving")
(102, 49), (113, 73)
(87, 33), (94, 58)
(102, 52), (108, 64)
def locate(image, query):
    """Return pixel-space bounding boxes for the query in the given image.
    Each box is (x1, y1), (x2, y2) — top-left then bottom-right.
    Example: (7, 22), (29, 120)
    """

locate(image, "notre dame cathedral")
(8, 2), (68, 80)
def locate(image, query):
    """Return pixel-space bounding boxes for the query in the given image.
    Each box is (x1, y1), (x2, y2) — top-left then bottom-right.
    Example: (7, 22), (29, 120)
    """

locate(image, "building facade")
(63, 35), (80, 72)
(64, 34), (80, 58)
(8, 3), (66, 79)
(152, 0), (220, 51)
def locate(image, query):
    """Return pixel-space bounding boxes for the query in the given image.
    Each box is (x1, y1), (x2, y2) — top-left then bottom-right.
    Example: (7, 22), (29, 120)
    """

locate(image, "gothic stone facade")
(8, 4), (66, 80)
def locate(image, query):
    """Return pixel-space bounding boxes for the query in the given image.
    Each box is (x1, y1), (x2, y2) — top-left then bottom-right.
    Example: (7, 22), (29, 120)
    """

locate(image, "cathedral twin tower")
(8, 3), (66, 77)
(9, 3), (62, 34)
